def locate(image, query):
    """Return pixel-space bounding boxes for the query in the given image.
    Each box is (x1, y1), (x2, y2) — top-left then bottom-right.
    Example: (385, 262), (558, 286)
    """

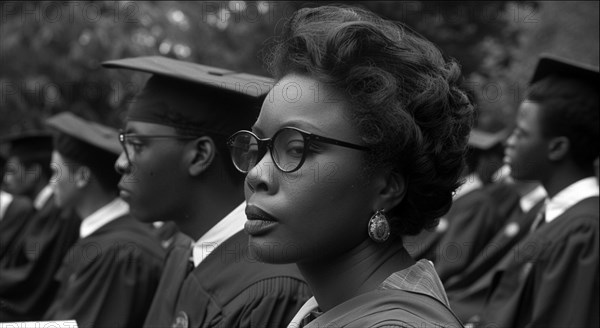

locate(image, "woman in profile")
(228, 5), (472, 327)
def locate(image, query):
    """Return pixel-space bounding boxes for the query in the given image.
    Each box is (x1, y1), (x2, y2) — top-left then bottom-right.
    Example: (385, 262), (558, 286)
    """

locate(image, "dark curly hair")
(527, 76), (599, 170)
(266, 5), (474, 236)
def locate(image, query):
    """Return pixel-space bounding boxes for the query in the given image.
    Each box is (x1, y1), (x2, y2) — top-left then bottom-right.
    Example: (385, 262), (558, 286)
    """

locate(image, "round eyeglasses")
(227, 127), (369, 173)
(118, 130), (198, 164)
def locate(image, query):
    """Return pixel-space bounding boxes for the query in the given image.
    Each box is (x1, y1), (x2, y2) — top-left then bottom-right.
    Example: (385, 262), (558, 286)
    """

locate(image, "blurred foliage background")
(1, 1), (598, 136)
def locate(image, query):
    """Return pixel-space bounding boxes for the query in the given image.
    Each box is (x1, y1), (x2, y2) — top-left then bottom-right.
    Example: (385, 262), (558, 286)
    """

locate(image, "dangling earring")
(368, 209), (390, 243)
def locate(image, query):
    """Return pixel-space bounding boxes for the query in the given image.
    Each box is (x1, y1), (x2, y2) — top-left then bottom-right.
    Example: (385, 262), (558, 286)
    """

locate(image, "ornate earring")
(368, 209), (391, 243)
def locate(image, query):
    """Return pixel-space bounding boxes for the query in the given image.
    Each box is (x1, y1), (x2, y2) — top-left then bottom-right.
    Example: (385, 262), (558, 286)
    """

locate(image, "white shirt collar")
(80, 198), (130, 238)
(520, 185), (547, 213)
(492, 164), (511, 183)
(545, 177), (599, 223)
(192, 202), (246, 267)
(287, 297), (319, 328)
(454, 173), (483, 200)
(33, 185), (54, 210)
(0, 190), (14, 221)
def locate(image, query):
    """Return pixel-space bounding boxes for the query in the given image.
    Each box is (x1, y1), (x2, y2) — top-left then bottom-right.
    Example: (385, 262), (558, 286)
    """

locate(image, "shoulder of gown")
(44, 215), (164, 328)
(476, 196), (599, 328)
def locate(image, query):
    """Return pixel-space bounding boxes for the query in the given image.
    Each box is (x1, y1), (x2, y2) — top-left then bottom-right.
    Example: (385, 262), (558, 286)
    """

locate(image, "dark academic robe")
(44, 215), (165, 328)
(445, 200), (543, 322)
(0, 195), (81, 322)
(475, 196), (599, 328)
(299, 260), (463, 328)
(405, 189), (497, 283)
(0, 195), (35, 259)
(483, 181), (523, 233)
(152, 221), (180, 250)
(143, 231), (312, 328)
(302, 290), (463, 328)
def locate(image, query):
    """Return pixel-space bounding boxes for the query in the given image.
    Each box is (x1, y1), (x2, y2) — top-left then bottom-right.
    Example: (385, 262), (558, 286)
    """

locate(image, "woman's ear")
(75, 166), (91, 188)
(548, 136), (570, 161)
(187, 136), (216, 176)
(373, 170), (406, 211)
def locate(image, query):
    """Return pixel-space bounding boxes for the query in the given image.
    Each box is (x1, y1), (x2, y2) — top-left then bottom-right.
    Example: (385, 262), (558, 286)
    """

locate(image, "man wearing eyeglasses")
(103, 56), (310, 328)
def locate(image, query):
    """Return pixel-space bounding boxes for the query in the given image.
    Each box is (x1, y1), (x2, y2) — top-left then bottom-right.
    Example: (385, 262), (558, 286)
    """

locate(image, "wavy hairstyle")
(266, 5), (474, 236)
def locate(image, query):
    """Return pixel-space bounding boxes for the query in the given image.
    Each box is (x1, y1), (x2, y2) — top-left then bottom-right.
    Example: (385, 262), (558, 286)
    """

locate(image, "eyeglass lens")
(229, 128), (306, 173)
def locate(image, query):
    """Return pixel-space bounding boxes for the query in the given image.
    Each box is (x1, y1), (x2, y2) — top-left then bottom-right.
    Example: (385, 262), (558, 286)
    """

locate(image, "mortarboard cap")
(46, 112), (121, 192)
(1, 132), (53, 163)
(468, 128), (510, 151)
(102, 56), (273, 136)
(530, 54), (599, 86)
(46, 112), (121, 155)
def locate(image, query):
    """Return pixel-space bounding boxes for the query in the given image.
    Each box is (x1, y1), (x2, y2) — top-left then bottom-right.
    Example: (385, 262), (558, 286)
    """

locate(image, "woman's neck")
(297, 239), (415, 312)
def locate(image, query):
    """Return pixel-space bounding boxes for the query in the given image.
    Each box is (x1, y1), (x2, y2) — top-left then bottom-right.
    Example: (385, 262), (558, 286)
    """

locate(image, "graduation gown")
(301, 290), (463, 328)
(445, 200), (544, 322)
(0, 194), (35, 259)
(44, 215), (165, 328)
(143, 231), (312, 328)
(405, 188), (497, 282)
(476, 196), (599, 328)
(0, 195), (81, 322)
(483, 181), (523, 233)
(152, 221), (180, 250)
(298, 260), (463, 328)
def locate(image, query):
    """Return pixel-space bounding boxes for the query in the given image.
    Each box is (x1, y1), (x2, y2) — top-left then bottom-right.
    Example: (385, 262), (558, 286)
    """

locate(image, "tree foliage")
(2, 1), (596, 136)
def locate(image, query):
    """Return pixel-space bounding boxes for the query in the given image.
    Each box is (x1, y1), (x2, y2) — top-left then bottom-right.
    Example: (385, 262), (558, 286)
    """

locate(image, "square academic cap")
(468, 128), (510, 151)
(102, 56), (273, 136)
(530, 54), (599, 86)
(46, 112), (121, 155)
(1, 132), (53, 162)
(46, 112), (121, 190)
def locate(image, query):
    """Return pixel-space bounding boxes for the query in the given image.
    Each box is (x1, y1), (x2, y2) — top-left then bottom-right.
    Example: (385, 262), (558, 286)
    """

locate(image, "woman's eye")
(285, 140), (304, 157)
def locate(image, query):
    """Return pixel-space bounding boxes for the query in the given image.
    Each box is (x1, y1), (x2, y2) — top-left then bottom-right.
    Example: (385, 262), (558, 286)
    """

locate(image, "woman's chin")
(247, 237), (304, 264)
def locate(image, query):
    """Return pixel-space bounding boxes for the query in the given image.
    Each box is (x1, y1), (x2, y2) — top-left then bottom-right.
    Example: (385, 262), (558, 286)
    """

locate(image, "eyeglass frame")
(227, 126), (370, 173)
(118, 129), (199, 164)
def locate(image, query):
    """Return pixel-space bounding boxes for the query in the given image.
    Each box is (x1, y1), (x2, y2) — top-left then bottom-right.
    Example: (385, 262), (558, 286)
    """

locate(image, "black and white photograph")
(1, 2), (598, 327)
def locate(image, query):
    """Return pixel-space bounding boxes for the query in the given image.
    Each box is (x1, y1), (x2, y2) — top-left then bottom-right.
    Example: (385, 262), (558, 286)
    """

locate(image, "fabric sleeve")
(0, 196), (35, 259)
(475, 216), (599, 328)
(525, 217), (599, 327)
(210, 276), (312, 328)
(45, 243), (163, 328)
(0, 209), (80, 321)
(435, 197), (497, 282)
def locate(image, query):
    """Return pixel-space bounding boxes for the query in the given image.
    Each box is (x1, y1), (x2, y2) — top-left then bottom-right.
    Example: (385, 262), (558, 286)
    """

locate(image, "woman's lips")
(244, 219), (278, 236)
(245, 205), (279, 236)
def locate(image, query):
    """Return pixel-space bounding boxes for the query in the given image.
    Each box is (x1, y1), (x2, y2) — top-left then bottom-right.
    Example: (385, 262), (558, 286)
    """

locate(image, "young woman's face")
(244, 74), (381, 264)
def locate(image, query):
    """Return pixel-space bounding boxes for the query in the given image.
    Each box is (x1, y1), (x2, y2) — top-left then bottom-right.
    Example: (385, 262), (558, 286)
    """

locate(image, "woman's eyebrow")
(251, 125), (266, 136)
(283, 120), (326, 134)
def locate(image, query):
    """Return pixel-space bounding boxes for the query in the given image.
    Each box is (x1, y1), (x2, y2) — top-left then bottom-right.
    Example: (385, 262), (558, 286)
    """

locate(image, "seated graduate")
(2, 131), (53, 202)
(404, 129), (498, 283)
(469, 130), (523, 233)
(42, 112), (164, 328)
(445, 169), (546, 322)
(0, 130), (80, 322)
(103, 56), (311, 328)
(472, 55), (599, 327)
(0, 143), (35, 259)
(469, 128), (511, 186)
(0, 189), (35, 260)
(226, 5), (473, 327)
